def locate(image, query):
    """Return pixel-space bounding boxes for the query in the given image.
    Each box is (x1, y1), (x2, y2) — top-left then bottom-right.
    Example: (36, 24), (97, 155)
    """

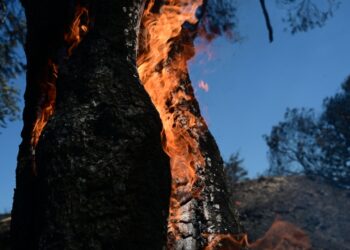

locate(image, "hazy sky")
(1, 0), (350, 211)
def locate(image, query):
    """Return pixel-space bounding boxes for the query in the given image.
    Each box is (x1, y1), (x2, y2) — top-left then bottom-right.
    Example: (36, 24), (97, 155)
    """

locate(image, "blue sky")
(1, 0), (350, 211)
(191, 0), (350, 175)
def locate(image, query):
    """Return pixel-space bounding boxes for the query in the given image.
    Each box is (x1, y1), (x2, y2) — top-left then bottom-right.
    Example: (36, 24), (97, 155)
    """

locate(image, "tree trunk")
(12, 0), (171, 249)
(11, 1), (75, 248)
(12, 0), (245, 249)
(137, 2), (245, 248)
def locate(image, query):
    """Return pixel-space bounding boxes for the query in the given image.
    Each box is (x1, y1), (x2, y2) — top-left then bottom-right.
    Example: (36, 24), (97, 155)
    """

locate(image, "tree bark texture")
(162, 75), (245, 250)
(11, 1), (75, 248)
(137, 6), (245, 248)
(12, 0), (171, 249)
(12, 0), (245, 249)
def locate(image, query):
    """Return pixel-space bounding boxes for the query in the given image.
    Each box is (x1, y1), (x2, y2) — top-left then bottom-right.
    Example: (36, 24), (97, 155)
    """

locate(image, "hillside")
(233, 176), (350, 250)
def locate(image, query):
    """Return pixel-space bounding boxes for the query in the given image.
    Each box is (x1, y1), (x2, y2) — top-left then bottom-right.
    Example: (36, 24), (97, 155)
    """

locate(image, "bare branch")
(259, 0), (274, 42)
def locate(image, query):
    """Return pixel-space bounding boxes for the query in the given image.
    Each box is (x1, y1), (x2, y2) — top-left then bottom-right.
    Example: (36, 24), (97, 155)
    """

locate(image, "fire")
(198, 80), (209, 92)
(31, 60), (57, 149)
(64, 6), (89, 57)
(137, 0), (243, 247)
(28, 0), (242, 247)
(249, 220), (311, 250)
(30, 6), (89, 163)
(204, 233), (249, 250)
(137, 0), (207, 243)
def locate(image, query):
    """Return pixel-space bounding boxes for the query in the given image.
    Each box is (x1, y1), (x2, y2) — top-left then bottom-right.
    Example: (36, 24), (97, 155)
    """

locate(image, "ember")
(198, 80), (209, 92)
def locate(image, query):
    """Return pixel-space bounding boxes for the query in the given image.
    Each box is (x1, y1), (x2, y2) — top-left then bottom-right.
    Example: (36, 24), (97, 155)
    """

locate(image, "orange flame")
(31, 60), (58, 148)
(204, 233), (249, 250)
(137, 0), (207, 241)
(30, 6), (89, 161)
(249, 220), (311, 250)
(203, 220), (311, 250)
(64, 6), (89, 57)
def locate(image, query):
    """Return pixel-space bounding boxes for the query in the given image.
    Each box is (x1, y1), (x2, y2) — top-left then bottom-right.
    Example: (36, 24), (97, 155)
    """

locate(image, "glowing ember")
(30, 5), (89, 169)
(198, 80), (209, 92)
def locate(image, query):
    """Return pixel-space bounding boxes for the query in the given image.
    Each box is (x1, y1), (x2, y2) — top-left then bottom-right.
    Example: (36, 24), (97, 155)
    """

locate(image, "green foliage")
(0, 0), (26, 128)
(265, 77), (350, 188)
(224, 152), (248, 192)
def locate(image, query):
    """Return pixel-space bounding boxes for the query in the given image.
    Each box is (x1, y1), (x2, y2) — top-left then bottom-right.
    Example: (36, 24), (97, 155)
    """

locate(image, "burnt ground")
(232, 175), (350, 250)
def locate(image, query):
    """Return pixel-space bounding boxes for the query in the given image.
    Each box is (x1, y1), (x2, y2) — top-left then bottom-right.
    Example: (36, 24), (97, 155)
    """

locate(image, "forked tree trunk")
(12, 0), (244, 249)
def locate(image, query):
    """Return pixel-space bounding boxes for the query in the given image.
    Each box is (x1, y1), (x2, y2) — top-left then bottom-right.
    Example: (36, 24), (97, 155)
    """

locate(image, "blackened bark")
(168, 77), (245, 249)
(138, 12), (245, 248)
(11, 1), (74, 249)
(12, 0), (171, 249)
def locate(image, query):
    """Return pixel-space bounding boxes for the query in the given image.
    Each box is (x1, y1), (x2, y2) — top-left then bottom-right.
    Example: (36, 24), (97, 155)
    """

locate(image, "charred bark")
(137, 2), (245, 248)
(11, 1), (75, 249)
(12, 0), (244, 249)
(164, 68), (245, 250)
(12, 0), (171, 249)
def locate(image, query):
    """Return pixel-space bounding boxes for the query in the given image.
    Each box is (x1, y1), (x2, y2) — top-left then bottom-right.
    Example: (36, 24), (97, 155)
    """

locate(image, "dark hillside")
(232, 176), (350, 250)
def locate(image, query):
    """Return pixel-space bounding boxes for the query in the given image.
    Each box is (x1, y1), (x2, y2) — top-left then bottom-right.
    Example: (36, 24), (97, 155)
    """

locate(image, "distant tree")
(276, 0), (340, 34)
(319, 76), (350, 186)
(258, 0), (340, 42)
(265, 77), (350, 188)
(0, 0), (26, 128)
(224, 152), (248, 192)
(264, 108), (322, 176)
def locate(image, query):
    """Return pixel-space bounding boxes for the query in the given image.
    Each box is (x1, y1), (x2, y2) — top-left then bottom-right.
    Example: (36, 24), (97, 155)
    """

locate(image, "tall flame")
(137, 1), (251, 247)
(31, 60), (58, 148)
(137, 0), (208, 243)
(30, 6), (89, 160)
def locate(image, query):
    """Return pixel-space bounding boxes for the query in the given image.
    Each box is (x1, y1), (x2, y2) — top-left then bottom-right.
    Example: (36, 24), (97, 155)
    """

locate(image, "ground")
(233, 175), (350, 250)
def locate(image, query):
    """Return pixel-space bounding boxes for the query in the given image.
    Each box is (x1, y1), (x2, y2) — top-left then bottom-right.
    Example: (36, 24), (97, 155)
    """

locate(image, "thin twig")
(0, 0), (7, 25)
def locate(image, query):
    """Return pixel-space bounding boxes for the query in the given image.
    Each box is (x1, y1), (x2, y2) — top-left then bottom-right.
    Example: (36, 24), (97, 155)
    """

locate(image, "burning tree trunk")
(137, 1), (245, 249)
(12, 0), (171, 249)
(12, 0), (245, 249)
